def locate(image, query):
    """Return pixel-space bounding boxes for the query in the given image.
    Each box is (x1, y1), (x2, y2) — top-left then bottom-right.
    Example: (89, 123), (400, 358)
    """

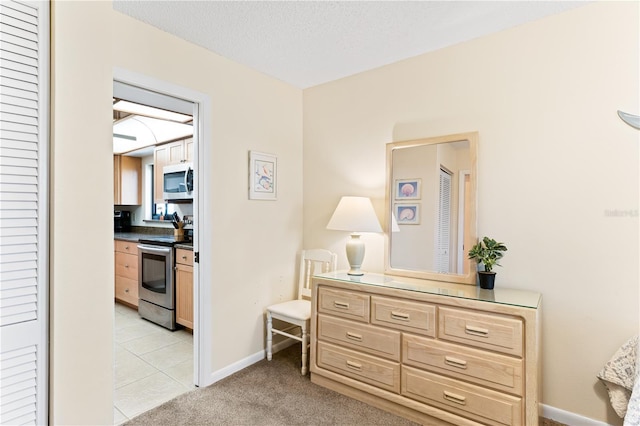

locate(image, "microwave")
(163, 163), (194, 201)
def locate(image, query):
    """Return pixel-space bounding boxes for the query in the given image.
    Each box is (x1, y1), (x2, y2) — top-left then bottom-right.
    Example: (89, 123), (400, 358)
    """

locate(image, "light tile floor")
(114, 302), (194, 425)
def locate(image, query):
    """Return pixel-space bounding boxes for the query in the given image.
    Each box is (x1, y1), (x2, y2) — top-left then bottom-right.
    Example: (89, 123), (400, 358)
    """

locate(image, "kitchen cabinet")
(175, 248), (194, 329)
(114, 239), (139, 307)
(184, 138), (194, 162)
(154, 138), (193, 203)
(114, 155), (141, 205)
(311, 272), (541, 426)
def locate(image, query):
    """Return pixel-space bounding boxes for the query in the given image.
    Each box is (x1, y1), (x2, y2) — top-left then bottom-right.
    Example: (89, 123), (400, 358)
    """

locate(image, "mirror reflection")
(385, 133), (477, 285)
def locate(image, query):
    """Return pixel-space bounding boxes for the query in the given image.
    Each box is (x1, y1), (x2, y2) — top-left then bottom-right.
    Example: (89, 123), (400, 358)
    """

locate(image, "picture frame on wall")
(395, 178), (421, 200)
(395, 203), (420, 225)
(249, 151), (277, 200)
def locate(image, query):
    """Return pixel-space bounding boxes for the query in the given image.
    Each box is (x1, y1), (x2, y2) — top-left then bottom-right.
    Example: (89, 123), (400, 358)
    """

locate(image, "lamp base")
(346, 233), (365, 276)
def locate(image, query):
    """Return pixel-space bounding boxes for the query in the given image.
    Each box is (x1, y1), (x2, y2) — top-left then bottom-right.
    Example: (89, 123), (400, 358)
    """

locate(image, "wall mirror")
(384, 132), (478, 285)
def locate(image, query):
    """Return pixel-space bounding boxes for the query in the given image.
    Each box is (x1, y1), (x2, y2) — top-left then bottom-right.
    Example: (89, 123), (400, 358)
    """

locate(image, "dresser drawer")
(318, 287), (370, 323)
(371, 296), (436, 337)
(318, 314), (401, 361)
(438, 307), (523, 357)
(114, 239), (137, 254)
(115, 276), (138, 306)
(317, 341), (400, 393)
(115, 252), (138, 280)
(402, 366), (522, 426)
(403, 334), (523, 395)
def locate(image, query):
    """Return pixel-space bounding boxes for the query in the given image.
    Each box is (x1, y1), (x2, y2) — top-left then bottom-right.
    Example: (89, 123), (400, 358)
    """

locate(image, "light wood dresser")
(310, 272), (541, 426)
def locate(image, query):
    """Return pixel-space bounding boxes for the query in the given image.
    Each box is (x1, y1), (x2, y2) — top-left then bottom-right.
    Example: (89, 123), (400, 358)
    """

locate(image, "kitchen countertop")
(114, 232), (154, 242)
(115, 231), (192, 250)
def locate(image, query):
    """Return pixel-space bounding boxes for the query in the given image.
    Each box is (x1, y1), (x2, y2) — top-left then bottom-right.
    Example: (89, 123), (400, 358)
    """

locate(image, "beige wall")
(303, 2), (639, 424)
(50, 1), (114, 423)
(51, 2), (303, 424)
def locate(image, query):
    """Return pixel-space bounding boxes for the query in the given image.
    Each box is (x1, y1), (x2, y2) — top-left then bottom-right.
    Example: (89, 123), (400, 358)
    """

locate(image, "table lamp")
(326, 196), (382, 275)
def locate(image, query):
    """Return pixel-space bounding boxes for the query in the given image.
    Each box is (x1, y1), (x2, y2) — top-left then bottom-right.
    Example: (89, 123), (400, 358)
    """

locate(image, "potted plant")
(468, 237), (508, 289)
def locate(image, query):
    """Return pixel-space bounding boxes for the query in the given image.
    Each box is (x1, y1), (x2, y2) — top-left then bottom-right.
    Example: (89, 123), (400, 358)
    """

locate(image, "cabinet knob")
(125, 288), (129, 293)
(182, 255), (187, 260)
(124, 264), (129, 268)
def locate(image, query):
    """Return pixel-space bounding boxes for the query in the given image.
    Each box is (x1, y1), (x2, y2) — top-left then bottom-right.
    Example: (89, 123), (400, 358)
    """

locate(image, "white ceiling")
(113, 1), (587, 89)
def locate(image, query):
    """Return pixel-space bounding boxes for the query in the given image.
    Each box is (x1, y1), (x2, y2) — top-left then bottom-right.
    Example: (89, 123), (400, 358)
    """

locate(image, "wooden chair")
(266, 249), (337, 374)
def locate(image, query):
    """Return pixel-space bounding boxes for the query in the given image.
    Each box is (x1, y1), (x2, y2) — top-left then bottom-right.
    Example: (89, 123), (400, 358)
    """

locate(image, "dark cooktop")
(138, 236), (189, 247)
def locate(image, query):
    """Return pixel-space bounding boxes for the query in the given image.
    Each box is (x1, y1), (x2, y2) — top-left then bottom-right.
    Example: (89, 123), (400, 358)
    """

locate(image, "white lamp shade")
(326, 196), (382, 233)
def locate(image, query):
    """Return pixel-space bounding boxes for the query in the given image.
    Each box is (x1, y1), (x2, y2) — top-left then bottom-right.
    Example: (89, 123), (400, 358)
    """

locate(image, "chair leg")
(300, 324), (308, 375)
(266, 311), (273, 361)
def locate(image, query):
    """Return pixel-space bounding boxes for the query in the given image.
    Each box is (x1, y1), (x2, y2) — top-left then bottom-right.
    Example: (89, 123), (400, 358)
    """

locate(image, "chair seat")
(267, 299), (310, 321)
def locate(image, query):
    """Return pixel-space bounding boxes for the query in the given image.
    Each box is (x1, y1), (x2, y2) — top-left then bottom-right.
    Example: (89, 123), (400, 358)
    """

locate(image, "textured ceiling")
(113, 1), (587, 89)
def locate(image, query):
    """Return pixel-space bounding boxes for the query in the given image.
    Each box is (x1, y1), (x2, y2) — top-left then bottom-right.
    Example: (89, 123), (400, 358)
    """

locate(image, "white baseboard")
(209, 350), (264, 384)
(208, 339), (299, 384)
(271, 338), (298, 353)
(542, 404), (612, 426)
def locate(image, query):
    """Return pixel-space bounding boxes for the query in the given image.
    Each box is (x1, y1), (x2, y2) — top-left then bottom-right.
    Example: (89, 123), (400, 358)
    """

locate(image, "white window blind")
(436, 168), (452, 273)
(0, 1), (49, 424)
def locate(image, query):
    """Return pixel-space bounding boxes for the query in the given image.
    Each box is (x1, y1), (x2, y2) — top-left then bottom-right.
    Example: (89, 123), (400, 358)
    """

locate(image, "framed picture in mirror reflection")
(395, 203), (420, 225)
(395, 178), (421, 200)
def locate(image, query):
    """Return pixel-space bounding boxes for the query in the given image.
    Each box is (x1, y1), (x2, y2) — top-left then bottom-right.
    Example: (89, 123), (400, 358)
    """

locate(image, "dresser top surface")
(314, 271), (541, 309)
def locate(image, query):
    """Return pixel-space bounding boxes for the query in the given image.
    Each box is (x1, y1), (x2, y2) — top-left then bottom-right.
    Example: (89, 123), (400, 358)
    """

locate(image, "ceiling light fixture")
(113, 100), (192, 123)
(112, 115), (193, 155)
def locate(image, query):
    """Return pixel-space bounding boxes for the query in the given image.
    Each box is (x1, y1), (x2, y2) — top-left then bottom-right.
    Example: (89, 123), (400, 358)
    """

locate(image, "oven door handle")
(137, 244), (172, 255)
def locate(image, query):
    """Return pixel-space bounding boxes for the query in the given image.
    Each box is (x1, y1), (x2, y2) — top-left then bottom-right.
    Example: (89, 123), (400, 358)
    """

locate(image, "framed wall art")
(395, 203), (420, 225)
(395, 178), (421, 200)
(249, 151), (277, 200)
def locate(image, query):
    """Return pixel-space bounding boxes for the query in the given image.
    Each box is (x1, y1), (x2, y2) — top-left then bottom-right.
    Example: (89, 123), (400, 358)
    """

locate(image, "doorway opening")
(112, 81), (200, 424)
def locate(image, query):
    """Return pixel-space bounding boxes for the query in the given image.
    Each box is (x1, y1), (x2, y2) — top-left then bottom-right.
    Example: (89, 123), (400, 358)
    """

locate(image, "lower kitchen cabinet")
(114, 239), (138, 307)
(310, 272), (541, 426)
(175, 248), (194, 329)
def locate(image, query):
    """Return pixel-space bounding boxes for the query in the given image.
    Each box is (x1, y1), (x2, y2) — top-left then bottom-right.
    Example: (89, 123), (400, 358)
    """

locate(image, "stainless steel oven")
(138, 241), (176, 330)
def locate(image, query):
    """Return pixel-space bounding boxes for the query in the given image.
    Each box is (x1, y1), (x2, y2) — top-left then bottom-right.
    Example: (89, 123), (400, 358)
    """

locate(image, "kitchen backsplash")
(115, 203), (193, 229)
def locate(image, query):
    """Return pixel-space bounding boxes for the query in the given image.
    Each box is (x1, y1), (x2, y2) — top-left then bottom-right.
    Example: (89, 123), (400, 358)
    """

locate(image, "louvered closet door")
(435, 168), (452, 273)
(0, 1), (49, 425)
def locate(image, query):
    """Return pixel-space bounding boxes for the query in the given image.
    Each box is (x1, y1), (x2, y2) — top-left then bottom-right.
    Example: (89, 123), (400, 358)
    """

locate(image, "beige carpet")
(126, 344), (565, 425)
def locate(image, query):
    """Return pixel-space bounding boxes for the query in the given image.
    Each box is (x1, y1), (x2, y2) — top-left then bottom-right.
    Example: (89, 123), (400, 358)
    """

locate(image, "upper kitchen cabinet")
(154, 138), (193, 203)
(185, 138), (193, 162)
(114, 155), (142, 205)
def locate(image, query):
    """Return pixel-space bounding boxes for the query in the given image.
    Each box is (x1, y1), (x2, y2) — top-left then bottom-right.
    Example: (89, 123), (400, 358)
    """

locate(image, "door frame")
(457, 169), (471, 274)
(113, 67), (213, 386)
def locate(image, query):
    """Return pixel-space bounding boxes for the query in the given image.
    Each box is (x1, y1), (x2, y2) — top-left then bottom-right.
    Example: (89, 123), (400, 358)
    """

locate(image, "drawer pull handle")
(124, 264), (129, 268)
(346, 332), (362, 342)
(346, 360), (362, 371)
(465, 325), (489, 337)
(125, 288), (129, 293)
(443, 391), (466, 405)
(334, 301), (350, 310)
(182, 255), (187, 260)
(444, 356), (468, 369)
(390, 311), (410, 321)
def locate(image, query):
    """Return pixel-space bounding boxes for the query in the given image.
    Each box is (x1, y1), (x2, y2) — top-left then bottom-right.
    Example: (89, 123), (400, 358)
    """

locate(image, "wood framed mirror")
(384, 132), (478, 285)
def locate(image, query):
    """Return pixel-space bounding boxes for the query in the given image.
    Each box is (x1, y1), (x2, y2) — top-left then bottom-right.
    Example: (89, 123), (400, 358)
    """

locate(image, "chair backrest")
(298, 249), (337, 300)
